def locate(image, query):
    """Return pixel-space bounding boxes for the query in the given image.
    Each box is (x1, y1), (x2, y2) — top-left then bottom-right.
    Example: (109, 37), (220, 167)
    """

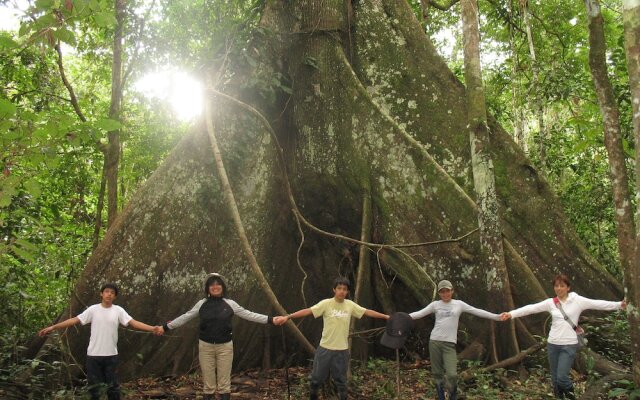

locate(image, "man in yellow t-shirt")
(281, 277), (389, 400)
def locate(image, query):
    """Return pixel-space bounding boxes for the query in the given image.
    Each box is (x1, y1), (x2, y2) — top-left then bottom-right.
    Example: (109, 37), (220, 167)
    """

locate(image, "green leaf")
(0, 120), (14, 133)
(609, 388), (628, 396)
(23, 178), (42, 199)
(18, 23), (32, 37)
(33, 127), (52, 140)
(35, 0), (55, 10)
(0, 186), (17, 208)
(11, 245), (35, 262)
(94, 11), (117, 28)
(0, 99), (17, 118)
(88, 0), (101, 11)
(95, 118), (122, 131)
(0, 175), (21, 189)
(0, 36), (19, 48)
(0, 193), (13, 208)
(53, 28), (76, 46)
(45, 154), (61, 169)
(34, 14), (58, 30)
(15, 238), (38, 252)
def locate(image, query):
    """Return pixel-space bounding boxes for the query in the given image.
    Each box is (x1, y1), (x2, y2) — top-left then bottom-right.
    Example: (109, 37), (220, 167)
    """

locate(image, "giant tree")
(32, 0), (624, 385)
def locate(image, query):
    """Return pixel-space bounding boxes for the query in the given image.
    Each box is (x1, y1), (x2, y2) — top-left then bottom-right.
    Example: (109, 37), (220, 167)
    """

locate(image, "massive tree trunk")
(623, 0), (640, 386)
(36, 0), (623, 382)
(460, 0), (517, 360)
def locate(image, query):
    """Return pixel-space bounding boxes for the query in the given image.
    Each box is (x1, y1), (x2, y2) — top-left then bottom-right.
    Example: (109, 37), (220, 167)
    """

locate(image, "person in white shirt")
(39, 283), (159, 400)
(501, 274), (626, 399)
(409, 280), (501, 400)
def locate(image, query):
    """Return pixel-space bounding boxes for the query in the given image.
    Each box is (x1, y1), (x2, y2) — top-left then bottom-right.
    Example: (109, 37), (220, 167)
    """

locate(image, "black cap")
(380, 312), (414, 349)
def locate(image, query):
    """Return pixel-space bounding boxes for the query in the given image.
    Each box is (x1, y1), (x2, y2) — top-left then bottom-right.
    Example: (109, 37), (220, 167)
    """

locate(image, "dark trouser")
(309, 347), (349, 400)
(86, 355), (120, 400)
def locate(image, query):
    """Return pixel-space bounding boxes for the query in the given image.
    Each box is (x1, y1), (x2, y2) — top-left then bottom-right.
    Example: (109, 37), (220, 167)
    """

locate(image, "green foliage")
(608, 379), (640, 399)
(424, 0), (630, 278)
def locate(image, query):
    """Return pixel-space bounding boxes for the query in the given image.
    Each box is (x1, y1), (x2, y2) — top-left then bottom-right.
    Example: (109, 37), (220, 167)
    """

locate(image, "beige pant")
(198, 340), (233, 394)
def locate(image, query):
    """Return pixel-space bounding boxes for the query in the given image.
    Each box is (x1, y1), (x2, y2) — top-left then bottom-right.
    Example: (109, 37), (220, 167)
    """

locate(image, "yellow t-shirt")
(311, 298), (366, 350)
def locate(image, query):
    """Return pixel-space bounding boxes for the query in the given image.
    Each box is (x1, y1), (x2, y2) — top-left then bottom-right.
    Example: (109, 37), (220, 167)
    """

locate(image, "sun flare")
(134, 69), (203, 121)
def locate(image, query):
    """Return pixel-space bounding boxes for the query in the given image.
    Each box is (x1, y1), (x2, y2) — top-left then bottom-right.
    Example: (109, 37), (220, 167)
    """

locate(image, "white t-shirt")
(409, 299), (500, 343)
(509, 292), (622, 345)
(77, 304), (133, 356)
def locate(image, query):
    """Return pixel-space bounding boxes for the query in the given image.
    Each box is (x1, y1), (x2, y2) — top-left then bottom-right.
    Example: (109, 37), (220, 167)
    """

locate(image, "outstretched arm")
(38, 317), (81, 336)
(128, 319), (157, 333)
(281, 308), (313, 323)
(364, 309), (390, 320)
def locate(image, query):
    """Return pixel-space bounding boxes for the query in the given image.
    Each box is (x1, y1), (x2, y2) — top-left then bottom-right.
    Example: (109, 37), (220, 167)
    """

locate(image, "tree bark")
(203, 90), (315, 355)
(506, 0), (526, 152)
(623, 0), (640, 387)
(92, 161), (107, 250)
(586, 0), (636, 278)
(350, 189), (374, 362)
(105, 0), (125, 229)
(461, 0), (518, 359)
(520, 0), (545, 169)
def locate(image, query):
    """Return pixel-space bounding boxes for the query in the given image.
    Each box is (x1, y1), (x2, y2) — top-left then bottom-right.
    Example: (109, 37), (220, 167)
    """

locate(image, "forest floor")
(119, 358), (616, 400)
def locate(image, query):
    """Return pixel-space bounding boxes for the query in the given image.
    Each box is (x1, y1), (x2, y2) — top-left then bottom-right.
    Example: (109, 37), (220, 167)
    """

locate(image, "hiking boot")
(309, 383), (319, 400)
(436, 383), (446, 400)
(449, 385), (458, 400)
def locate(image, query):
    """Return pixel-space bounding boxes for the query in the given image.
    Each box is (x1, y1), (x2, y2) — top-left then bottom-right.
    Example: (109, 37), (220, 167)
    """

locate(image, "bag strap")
(553, 297), (579, 331)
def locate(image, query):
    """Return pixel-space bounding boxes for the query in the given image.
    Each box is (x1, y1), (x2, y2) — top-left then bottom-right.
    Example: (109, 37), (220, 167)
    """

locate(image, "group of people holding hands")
(40, 273), (626, 400)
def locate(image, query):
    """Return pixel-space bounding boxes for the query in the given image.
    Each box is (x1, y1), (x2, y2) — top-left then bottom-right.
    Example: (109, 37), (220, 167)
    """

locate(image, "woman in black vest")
(159, 273), (278, 400)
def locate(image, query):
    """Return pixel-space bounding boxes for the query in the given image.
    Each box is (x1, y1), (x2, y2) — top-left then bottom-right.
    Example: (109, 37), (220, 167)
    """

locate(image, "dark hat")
(380, 312), (415, 349)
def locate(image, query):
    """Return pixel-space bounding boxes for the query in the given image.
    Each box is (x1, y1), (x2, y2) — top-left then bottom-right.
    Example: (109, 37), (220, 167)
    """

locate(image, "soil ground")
(119, 359), (600, 399)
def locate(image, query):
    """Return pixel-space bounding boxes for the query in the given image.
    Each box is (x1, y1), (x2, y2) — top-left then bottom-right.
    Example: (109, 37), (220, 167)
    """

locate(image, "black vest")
(198, 297), (234, 344)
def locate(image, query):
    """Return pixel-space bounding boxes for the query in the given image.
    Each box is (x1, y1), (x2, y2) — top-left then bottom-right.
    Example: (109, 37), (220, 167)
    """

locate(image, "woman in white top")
(410, 280), (501, 400)
(501, 274), (625, 399)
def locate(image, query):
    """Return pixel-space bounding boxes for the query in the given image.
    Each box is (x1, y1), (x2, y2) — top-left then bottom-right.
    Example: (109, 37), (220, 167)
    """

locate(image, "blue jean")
(86, 355), (120, 400)
(547, 343), (578, 393)
(309, 347), (349, 398)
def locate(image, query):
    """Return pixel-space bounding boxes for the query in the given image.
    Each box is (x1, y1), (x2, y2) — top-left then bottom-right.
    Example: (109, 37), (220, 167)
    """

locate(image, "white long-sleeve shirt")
(509, 292), (622, 345)
(409, 299), (500, 343)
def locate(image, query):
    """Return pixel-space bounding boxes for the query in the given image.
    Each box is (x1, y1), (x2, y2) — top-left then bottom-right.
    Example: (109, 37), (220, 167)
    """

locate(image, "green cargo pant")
(429, 340), (458, 397)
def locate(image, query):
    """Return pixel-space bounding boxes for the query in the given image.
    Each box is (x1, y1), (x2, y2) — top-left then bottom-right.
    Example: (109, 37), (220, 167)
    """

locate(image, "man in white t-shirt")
(39, 283), (158, 400)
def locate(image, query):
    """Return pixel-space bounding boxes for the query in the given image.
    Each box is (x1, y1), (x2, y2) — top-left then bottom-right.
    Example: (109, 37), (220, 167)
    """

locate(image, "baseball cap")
(437, 280), (453, 291)
(380, 312), (415, 349)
